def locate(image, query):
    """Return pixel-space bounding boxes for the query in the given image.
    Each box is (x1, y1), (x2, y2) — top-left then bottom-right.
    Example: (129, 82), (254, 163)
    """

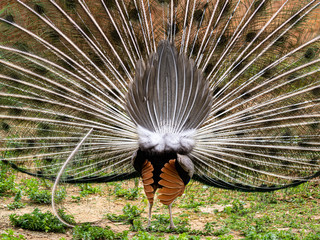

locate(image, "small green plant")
(148, 214), (190, 233)
(131, 231), (160, 240)
(13, 190), (22, 202)
(7, 190), (25, 210)
(28, 189), (52, 204)
(114, 183), (139, 200)
(130, 219), (145, 231)
(204, 221), (215, 234)
(73, 223), (128, 240)
(223, 199), (249, 217)
(22, 178), (66, 204)
(213, 226), (231, 237)
(107, 203), (142, 223)
(28, 188), (66, 204)
(0, 161), (15, 195)
(168, 233), (201, 240)
(245, 227), (299, 240)
(78, 183), (101, 197)
(179, 193), (204, 210)
(9, 208), (72, 233)
(71, 195), (81, 202)
(131, 232), (202, 240)
(7, 201), (25, 210)
(0, 229), (25, 240)
(218, 235), (234, 240)
(57, 208), (76, 226)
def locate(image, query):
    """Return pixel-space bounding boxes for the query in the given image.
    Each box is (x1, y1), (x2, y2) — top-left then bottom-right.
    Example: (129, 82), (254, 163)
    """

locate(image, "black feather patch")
(5, 14), (14, 23)
(129, 8), (139, 22)
(9, 107), (23, 116)
(245, 32), (256, 42)
(193, 9), (203, 22)
(64, 0), (77, 10)
(103, 0), (115, 9)
(48, 31), (60, 42)
(304, 48), (316, 60)
(204, 63), (213, 76)
(34, 4), (45, 15)
(1, 122), (10, 131)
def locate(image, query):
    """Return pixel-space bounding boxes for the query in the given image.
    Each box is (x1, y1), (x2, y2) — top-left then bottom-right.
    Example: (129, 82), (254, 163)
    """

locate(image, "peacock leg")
(168, 203), (176, 229)
(147, 202), (153, 228)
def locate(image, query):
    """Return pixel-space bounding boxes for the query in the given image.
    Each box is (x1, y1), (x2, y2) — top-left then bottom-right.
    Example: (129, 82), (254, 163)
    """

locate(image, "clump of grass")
(148, 214), (190, 233)
(223, 199), (248, 216)
(114, 182), (139, 200)
(28, 189), (52, 204)
(107, 203), (143, 223)
(245, 226), (299, 240)
(179, 193), (204, 211)
(0, 229), (26, 240)
(212, 226), (231, 237)
(78, 183), (101, 197)
(73, 223), (128, 240)
(7, 201), (25, 210)
(22, 178), (66, 204)
(0, 160), (16, 195)
(9, 208), (73, 233)
(131, 219), (145, 231)
(132, 231), (161, 240)
(7, 190), (25, 210)
(131, 231), (202, 240)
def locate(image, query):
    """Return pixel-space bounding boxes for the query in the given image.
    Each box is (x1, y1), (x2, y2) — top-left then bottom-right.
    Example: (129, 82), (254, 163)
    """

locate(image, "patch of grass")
(179, 193), (204, 210)
(7, 190), (25, 210)
(148, 214), (190, 233)
(0, 161), (16, 196)
(244, 226), (299, 240)
(132, 231), (162, 240)
(7, 201), (25, 210)
(107, 203), (143, 223)
(22, 178), (66, 204)
(114, 182), (140, 200)
(9, 208), (72, 233)
(73, 223), (128, 240)
(28, 189), (52, 204)
(78, 183), (101, 197)
(223, 199), (249, 216)
(131, 231), (202, 240)
(131, 218), (145, 231)
(0, 229), (26, 240)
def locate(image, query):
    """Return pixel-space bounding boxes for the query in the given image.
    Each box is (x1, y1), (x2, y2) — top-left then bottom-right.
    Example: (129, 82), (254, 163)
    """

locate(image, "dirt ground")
(0, 181), (233, 240)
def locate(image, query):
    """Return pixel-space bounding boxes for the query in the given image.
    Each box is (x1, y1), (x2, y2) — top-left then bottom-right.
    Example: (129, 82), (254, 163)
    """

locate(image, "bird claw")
(167, 224), (176, 230)
(145, 223), (152, 231)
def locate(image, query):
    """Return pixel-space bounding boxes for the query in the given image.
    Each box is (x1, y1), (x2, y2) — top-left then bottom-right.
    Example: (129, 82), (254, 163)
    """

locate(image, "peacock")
(0, 0), (319, 229)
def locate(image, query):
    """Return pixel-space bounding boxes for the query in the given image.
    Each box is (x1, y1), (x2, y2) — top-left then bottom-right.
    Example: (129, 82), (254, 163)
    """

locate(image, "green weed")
(22, 178), (66, 204)
(73, 223), (128, 240)
(0, 161), (16, 195)
(9, 208), (72, 233)
(107, 203), (143, 223)
(78, 183), (101, 197)
(0, 229), (25, 240)
(7, 190), (25, 210)
(148, 214), (190, 233)
(114, 183), (140, 200)
(7, 201), (25, 210)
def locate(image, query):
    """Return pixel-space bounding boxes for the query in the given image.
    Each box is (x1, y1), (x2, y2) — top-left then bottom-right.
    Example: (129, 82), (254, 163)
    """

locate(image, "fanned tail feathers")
(0, 0), (319, 191)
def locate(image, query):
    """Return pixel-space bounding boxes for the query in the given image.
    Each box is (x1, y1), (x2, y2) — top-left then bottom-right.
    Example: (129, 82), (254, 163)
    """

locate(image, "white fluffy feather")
(137, 125), (196, 153)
